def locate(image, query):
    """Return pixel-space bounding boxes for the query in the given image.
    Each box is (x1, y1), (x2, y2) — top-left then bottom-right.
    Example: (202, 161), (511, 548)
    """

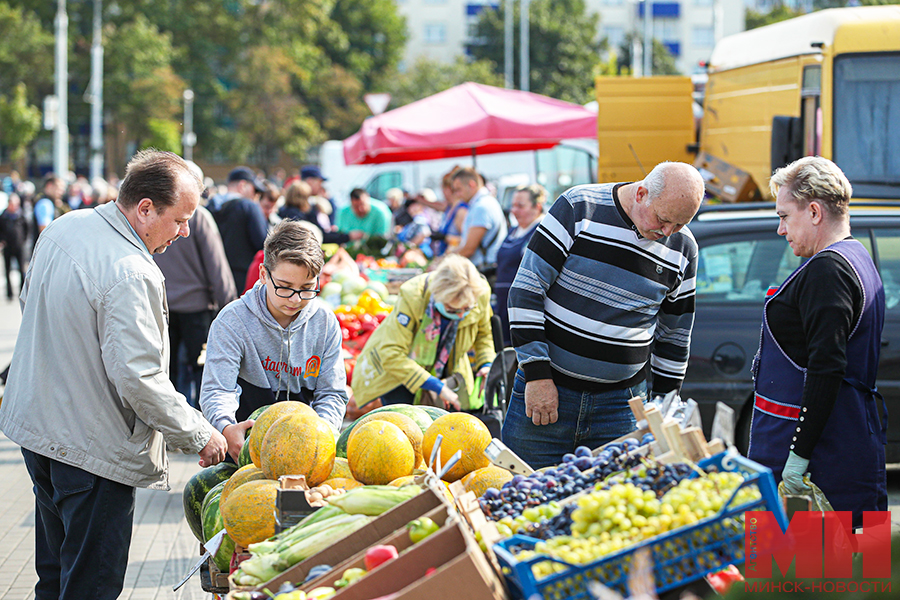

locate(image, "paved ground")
(0, 276), (215, 600)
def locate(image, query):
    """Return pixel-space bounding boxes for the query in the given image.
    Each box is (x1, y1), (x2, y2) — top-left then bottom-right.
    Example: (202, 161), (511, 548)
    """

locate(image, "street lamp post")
(54, 0), (68, 177)
(520, 0), (530, 91)
(643, 0), (653, 77)
(183, 89), (195, 161)
(89, 0), (103, 180)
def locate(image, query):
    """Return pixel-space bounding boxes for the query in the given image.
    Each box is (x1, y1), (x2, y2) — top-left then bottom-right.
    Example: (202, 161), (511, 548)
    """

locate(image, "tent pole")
(472, 147), (477, 169)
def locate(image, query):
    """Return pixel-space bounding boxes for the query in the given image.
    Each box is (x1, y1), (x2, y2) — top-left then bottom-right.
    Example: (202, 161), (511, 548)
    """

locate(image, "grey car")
(684, 204), (900, 461)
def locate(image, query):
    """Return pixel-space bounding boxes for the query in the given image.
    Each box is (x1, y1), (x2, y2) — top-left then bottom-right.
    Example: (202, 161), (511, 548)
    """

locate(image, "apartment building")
(394, 0), (745, 75)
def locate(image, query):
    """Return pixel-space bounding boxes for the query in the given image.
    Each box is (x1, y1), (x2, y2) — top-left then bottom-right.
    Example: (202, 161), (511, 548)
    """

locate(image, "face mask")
(435, 301), (468, 321)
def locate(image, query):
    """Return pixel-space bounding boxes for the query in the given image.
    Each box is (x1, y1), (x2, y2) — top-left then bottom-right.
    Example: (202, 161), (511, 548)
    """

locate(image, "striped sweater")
(508, 183), (698, 395)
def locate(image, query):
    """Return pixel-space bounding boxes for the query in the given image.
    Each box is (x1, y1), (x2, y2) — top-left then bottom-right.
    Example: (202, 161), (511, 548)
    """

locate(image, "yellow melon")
(220, 464), (267, 507)
(220, 479), (279, 547)
(321, 477), (364, 491)
(388, 475), (418, 487)
(354, 411), (425, 469)
(329, 457), (353, 480)
(260, 412), (336, 485)
(347, 421), (415, 485)
(248, 401), (317, 467)
(461, 466), (514, 498)
(422, 413), (491, 482)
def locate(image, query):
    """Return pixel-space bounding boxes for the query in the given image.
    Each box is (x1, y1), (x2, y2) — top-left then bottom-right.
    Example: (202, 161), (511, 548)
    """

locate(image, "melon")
(321, 477), (364, 491)
(329, 457), (353, 480)
(220, 464), (267, 508)
(260, 412), (336, 485)
(462, 466), (514, 498)
(248, 401), (317, 467)
(388, 475), (417, 487)
(238, 437), (253, 467)
(336, 404), (432, 458)
(422, 413), (491, 482)
(221, 479), (280, 547)
(347, 421), (415, 485)
(354, 411), (425, 468)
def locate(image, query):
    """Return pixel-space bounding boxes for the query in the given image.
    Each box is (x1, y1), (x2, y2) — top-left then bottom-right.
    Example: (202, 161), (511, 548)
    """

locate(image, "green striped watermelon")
(417, 405), (450, 420)
(182, 462), (238, 542)
(238, 437), (253, 467)
(336, 404), (433, 458)
(201, 481), (235, 572)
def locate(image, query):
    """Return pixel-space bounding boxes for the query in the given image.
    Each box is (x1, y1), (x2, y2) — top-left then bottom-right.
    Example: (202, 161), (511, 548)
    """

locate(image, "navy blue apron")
(748, 239), (887, 528)
(494, 226), (536, 345)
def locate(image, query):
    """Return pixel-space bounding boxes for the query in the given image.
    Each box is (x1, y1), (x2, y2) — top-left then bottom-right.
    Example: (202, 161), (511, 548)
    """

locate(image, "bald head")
(625, 162), (705, 241)
(644, 162), (704, 220)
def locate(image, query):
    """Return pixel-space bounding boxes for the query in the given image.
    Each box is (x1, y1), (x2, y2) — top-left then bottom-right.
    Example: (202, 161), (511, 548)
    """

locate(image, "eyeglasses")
(265, 267), (320, 299)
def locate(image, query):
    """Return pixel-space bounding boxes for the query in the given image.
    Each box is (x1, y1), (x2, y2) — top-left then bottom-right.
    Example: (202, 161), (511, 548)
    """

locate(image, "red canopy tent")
(342, 82), (597, 165)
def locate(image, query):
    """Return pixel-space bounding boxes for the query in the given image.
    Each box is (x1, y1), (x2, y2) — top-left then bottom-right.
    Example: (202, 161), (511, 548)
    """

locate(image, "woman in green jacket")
(351, 255), (495, 411)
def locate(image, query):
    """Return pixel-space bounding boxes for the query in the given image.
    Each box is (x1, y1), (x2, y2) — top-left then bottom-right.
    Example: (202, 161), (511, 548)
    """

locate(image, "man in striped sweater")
(504, 161), (705, 468)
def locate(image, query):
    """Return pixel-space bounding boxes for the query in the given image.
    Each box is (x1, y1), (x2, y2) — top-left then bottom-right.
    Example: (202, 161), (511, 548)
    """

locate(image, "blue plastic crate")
(493, 452), (788, 600)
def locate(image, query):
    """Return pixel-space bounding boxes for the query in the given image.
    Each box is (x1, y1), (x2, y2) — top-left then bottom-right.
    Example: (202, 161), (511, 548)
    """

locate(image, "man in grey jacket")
(0, 150), (228, 600)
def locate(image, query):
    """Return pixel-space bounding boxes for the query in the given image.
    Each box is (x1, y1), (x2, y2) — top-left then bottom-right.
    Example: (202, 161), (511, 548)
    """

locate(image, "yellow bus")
(697, 6), (900, 201)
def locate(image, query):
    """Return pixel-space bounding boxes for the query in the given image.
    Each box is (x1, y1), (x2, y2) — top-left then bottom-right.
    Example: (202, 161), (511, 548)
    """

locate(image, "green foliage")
(387, 56), (504, 109)
(142, 119), (182, 154)
(0, 2), (53, 105)
(746, 5), (803, 30)
(616, 32), (680, 76)
(0, 83), (41, 161)
(468, 0), (604, 104)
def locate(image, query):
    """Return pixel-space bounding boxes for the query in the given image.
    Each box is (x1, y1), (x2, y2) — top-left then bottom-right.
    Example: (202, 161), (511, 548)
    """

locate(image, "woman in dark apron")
(748, 157), (887, 529)
(494, 184), (547, 346)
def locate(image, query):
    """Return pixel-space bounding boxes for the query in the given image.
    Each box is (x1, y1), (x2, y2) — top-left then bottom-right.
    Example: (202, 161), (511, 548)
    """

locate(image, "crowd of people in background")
(0, 162), (547, 396)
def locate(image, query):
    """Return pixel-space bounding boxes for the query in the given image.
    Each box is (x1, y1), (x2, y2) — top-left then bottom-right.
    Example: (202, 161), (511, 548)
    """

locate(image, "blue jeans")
(22, 449), (135, 600)
(500, 370), (647, 469)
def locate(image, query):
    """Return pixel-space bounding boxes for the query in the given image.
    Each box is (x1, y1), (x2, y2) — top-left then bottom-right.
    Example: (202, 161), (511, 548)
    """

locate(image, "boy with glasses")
(200, 220), (348, 462)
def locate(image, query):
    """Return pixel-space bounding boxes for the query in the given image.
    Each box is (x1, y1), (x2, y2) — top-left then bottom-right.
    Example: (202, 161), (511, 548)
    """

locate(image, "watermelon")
(238, 437), (253, 467)
(201, 481), (236, 572)
(248, 405), (270, 421)
(418, 405), (449, 420)
(183, 462), (238, 542)
(336, 404), (433, 458)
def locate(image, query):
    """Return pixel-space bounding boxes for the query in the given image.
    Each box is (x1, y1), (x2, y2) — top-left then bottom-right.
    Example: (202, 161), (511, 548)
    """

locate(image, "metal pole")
(504, 0), (513, 88)
(631, 0), (642, 76)
(643, 0), (652, 77)
(183, 89), (195, 161)
(89, 0), (103, 180)
(54, 0), (69, 178)
(520, 0), (530, 92)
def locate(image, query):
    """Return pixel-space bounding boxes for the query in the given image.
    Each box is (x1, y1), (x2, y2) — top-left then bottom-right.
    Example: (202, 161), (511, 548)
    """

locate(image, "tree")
(226, 46), (323, 169)
(616, 32), (680, 75)
(0, 83), (41, 162)
(104, 15), (186, 153)
(0, 3), (53, 104)
(386, 56), (504, 109)
(746, 4), (802, 29)
(469, 0), (604, 104)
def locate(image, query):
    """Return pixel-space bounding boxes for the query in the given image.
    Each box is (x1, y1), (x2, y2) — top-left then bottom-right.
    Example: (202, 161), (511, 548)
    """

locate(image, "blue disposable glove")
(781, 450), (812, 495)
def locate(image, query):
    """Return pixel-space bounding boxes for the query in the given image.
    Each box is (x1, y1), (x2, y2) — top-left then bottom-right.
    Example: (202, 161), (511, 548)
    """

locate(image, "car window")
(696, 237), (802, 303)
(873, 229), (900, 311)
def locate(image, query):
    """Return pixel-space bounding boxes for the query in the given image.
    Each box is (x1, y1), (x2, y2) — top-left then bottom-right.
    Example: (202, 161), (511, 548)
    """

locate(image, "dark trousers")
(21, 448), (135, 600)
(168, 309), (214, 408)
(3, 245), (25, 299)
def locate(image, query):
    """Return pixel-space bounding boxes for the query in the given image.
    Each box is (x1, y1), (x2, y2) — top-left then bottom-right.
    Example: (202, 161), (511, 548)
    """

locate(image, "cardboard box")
(231, 484), (449, 592)
(325, 518), (508, 600)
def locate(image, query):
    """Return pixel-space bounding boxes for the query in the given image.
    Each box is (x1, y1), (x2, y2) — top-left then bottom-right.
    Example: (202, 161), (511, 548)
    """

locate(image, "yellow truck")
(594, 6), (900, 202)
(698, 5), (900, 201)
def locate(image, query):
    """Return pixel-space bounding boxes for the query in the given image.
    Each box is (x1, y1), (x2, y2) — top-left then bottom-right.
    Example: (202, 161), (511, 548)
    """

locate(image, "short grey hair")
(642, 161), (671, 200)
(770, 156), (852, 218)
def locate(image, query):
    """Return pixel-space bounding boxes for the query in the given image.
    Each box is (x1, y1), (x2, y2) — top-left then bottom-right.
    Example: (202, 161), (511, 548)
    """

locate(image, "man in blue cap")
(211, 166), (269, 288)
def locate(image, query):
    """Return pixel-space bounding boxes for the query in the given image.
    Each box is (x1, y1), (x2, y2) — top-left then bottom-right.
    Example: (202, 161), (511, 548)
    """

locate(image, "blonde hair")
(284, 180), (312, 211)
(430, 255), (489, 307)
(770, 156), (852, 218)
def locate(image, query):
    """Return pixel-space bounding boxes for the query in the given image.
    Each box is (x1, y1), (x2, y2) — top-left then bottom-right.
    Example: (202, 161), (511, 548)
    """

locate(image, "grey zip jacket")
(200, 284), (348, 432)
(0, 202), (215, 490)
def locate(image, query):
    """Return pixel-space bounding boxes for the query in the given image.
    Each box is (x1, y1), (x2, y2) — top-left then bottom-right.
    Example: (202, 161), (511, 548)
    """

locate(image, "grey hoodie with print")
(200, 283), (348, 432)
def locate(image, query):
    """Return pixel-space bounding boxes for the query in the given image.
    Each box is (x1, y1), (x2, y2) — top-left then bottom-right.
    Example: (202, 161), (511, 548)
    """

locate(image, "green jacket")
(351, 273), (495, 408)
